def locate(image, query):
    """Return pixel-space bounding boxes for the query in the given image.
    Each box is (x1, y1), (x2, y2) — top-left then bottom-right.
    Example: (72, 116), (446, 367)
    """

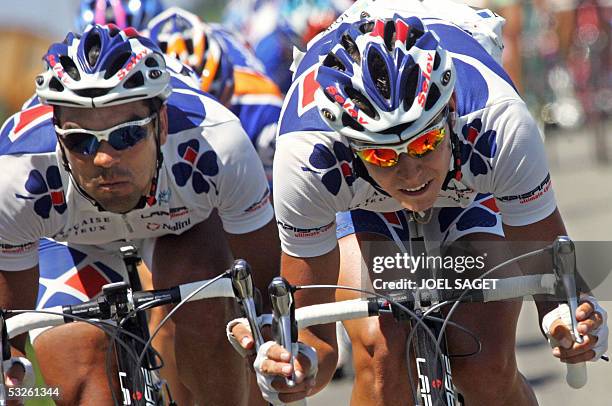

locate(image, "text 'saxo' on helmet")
(35, 24), (171, 108)
(314, 16), (456, 144)
(146, 7), (234, 98)
(76, 0), (165, 32)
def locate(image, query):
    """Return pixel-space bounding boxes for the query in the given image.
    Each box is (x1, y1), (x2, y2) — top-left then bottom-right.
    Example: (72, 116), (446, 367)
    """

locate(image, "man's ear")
(159, 104), (168, 145)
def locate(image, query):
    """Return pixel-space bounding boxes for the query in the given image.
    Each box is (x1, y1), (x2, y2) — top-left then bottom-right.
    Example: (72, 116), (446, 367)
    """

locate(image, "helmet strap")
(441, 117), (463, 191)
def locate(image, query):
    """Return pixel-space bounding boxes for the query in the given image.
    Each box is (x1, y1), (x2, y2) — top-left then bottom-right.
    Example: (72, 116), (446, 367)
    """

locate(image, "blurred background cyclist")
(222, 0), (353, 93)
(146, 7), (283, 185)
(75, 0), (165, 32)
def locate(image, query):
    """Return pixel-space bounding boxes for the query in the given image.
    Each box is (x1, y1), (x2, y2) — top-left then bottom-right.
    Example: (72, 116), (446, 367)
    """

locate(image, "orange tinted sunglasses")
(352, 119), (447, 167)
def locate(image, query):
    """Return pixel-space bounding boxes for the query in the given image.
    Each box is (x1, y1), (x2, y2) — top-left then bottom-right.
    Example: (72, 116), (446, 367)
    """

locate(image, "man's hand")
(5, 361), (25, 387)
(253, 341), (316, 404)
(229, 321), (317, 404)
(543, 296), (609, 363)
(3, 357), (36, 406)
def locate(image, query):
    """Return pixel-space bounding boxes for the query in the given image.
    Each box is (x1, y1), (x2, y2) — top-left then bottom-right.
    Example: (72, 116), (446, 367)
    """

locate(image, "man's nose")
(395, 153), (422, 180)
(92, 141), (120, 168)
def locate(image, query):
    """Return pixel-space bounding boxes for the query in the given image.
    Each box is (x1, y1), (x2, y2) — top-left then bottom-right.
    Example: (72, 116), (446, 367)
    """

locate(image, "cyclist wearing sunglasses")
(0, 25), (279, 405)
(229, 1), (608, 404)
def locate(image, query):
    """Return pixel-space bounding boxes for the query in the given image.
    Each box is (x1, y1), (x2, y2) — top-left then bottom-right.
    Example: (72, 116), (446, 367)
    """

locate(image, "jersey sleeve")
(273, 132), (352, 258)
(0, 155), (43, 270)
(488, 101), (558, 226)
(210, 120), (274, 234)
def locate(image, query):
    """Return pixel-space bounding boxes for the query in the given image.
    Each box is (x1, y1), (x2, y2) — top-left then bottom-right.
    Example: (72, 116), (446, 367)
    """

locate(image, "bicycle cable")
(135, 270), (232, 371)
(295, 284), (449, 403)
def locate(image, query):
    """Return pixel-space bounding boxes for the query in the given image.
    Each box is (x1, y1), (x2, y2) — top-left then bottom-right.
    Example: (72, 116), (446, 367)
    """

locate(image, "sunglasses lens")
(109, 125), (150, 150)
(357, 148), (399, 167)
(408, 127), (445, 158)
(62, 133), (99, 155)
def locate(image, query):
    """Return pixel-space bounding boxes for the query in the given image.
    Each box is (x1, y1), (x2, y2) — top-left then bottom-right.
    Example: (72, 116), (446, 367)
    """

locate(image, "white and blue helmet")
(315, 15), (456, 144)
(36, 24), (171, 108)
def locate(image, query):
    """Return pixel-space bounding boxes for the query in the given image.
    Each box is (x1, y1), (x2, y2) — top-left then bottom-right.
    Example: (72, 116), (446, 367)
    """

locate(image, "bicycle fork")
(411, 314), (457, 406)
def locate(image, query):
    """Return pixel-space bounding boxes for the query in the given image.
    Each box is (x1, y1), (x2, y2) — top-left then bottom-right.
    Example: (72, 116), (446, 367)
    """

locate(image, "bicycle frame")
(0, 237), (589, 406)
(102, 246), (166, 406)
(0, 259), (241, 406)
(289, 236), (588, 406)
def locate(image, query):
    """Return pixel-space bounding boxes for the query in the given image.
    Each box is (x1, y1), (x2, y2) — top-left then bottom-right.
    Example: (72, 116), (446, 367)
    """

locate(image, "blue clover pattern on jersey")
(172, 139), (220, 194)
(20, 166), (67, 219)
(437, 195), (499, 243)
(307, 142), (355, 195)
(459, 119), (497, 176)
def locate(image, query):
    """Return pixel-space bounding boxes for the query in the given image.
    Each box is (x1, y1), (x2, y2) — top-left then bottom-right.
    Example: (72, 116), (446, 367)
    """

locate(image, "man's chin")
(397, 194), (436, 213)
(94, 195), (141, 213)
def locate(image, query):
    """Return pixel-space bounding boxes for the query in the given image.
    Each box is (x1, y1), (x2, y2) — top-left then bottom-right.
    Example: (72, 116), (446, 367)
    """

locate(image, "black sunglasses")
(55, 114), (157, 155)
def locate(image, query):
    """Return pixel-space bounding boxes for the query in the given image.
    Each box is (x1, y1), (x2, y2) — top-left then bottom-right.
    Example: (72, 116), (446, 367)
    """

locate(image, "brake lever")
(553, 236), (582, 343)
(552, 236), (587, 389)
(230, 259), (265, 349)
(269, 277), (298, 387)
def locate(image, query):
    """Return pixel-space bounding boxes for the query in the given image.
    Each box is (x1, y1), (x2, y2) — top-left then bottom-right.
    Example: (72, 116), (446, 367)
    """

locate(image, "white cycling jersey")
(0, 74), (273, 271)
(273, 1), (557, 258)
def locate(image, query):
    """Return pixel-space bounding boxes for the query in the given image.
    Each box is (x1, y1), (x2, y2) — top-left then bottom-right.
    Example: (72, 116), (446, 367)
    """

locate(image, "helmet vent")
(185, 38), (194, 55)
(84, 32), (102, 66)
(345, 87), (378, 119)
(75, 88), (110, 98)
(179, 66), (192, 77)
(59, 56), (81, 81)
(379, 120), (415, 135)
(159, 41), (168, 53)
(342, 113), (364, 132)
(359, 21), (375, 34)
(407, 28), (423, 49)
(383, 20), (396, 52)
(108, 26), (121, 37)
(104, 52), (131, 79)
(124, 72), (145, 89)
(322, 54), (346, 71)
(434, 53), (441, 70)
(49, 77), (64, 92)
(340, 34), (360, 65)
(425, 83), (441, 111)
(145, 57), (159, 68)
(367, 49), (390, 99)
(403, 65), (419, 110)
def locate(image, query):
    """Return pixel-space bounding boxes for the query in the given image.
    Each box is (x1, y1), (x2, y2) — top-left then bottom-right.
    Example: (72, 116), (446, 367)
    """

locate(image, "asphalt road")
(310, 129), (612, 405)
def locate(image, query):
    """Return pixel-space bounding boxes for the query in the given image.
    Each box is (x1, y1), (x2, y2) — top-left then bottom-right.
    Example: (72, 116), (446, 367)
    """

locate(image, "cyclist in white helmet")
(0, 24), (277, 405)
(229, 1), (608, 404)
(146, 7), (283, 185)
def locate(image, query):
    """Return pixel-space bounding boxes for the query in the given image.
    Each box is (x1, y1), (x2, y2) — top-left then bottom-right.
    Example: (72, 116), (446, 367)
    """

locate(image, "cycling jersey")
(273, 0), (557, 258)
(209, 26), (283, 184)
(0, 73), (273, 271)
